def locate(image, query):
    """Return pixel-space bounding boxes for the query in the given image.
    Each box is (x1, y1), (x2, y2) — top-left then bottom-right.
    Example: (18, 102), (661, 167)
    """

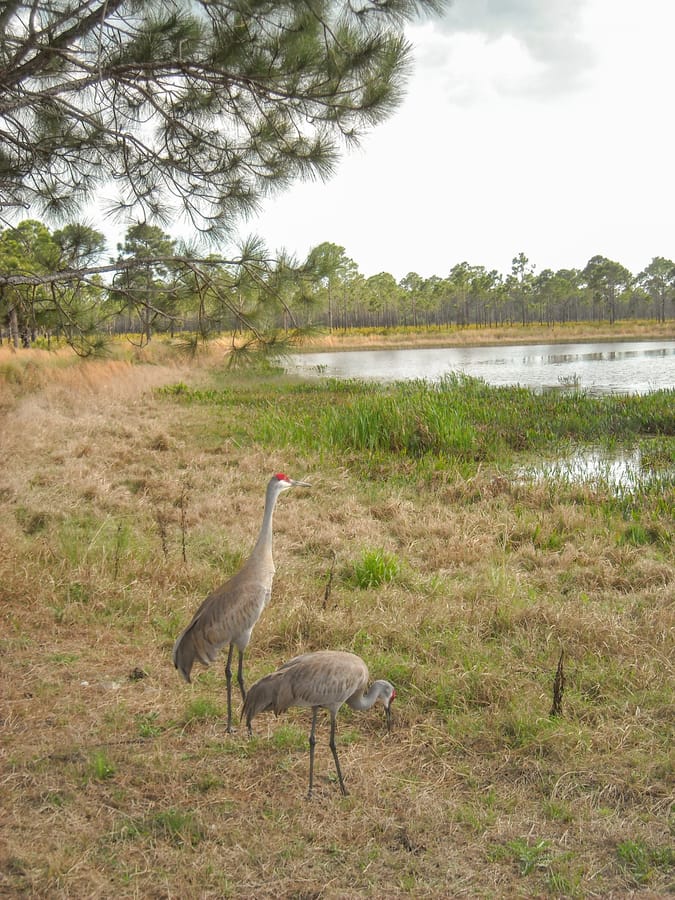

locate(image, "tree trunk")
(9, 305), (20, 348)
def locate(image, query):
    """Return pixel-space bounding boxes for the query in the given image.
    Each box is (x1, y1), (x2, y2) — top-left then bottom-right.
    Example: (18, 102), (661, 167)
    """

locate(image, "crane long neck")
(251, 484), (280, 558)
(347, 681), (389, 712)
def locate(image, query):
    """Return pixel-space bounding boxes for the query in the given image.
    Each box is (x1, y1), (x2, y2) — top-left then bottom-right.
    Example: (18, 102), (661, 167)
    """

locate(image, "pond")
(286, 338), (675, 493)
(288, 339), (675, 396)
(517, 445), (673, 495)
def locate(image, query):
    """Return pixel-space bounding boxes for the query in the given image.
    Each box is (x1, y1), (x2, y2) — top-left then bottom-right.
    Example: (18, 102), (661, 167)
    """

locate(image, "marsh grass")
(161, 373), (674, 477)
(1, 342), (673, 898)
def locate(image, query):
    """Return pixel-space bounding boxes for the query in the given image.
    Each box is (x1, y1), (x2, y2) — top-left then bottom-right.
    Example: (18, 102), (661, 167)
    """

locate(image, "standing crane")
(172, 472), (310, 732)
(242, 650), (395, 798)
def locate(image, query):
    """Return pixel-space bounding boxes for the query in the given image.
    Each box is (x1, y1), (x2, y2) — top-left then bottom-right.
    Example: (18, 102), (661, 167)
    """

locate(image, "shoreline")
(297, 322), (674, 353)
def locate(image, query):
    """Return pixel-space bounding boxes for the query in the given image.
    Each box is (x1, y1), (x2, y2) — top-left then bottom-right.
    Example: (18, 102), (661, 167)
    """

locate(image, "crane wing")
(172, 571), (272, 681)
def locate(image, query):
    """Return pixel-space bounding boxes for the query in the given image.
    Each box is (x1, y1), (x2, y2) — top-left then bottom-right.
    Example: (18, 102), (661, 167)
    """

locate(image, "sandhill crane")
(242, 650), (395, 798)
(172, 473), (310, 732)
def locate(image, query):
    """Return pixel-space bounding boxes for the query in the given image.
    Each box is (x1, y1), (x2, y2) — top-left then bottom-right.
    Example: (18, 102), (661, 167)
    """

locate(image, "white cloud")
(431, 0), (594, 96)
(408, 26), (548, 104)
(252, 0), (675, 280)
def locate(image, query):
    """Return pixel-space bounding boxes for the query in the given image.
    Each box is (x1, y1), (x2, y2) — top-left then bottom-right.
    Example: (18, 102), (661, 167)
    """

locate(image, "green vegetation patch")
(158, 375), (674, 474)
(616, 839), (674, 886)
(347, 548), (402, 589)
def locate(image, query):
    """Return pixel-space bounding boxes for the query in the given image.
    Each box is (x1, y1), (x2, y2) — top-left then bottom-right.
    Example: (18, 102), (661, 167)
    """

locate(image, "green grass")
(503, 837), (553, 875)
(88, 750), (116, 782)
(183, 697), (223, 723)
(616, 839), (675, 886)
(113, 808), (205, 847)
(159, 374), (674, 488)
(348, 548), (401, 588)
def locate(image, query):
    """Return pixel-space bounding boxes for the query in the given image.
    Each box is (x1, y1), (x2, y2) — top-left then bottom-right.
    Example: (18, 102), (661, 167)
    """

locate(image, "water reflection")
(288, 340), (675, 395)
(518, 446), (667, 493)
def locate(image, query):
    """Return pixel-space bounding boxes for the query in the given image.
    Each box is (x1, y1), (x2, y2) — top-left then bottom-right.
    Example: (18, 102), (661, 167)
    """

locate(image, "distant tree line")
(1, 221), (673, 352)
(301, 246), (674, 331)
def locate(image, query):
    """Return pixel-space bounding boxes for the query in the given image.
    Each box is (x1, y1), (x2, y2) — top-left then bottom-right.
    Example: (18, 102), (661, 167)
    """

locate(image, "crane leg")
(329, 710), (348, 796)
(225, 644), (235, 732)
(307, 707), (318, 799)
(236, 648), (246, 702)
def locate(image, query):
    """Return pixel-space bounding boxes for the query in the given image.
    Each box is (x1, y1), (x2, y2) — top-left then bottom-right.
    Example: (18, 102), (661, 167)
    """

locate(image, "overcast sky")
(250, 0), (675, 281)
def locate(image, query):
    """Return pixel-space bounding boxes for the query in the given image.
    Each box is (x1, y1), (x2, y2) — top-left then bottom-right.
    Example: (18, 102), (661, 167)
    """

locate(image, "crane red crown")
(274, 472), (289, 481)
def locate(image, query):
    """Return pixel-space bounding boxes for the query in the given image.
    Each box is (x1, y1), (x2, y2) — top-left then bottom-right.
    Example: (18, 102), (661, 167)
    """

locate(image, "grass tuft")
(616, 839), (675, 886)
(88, 750), (116, 781)
(183, 697), (223, 724)
(347, 548), (401, 589)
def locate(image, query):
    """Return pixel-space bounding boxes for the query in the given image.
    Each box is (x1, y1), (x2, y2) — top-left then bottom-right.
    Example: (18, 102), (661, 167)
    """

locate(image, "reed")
(161, 373), (674, 485)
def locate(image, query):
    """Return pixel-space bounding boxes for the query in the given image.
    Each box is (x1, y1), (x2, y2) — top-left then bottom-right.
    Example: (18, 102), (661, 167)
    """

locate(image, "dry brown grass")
(1, 344), (672, 898)
(300, 321), (675, 352)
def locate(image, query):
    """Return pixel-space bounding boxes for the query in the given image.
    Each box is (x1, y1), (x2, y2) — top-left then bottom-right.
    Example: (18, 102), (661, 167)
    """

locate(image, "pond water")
(287, 338), (675, 492)
(517, 445), (672, 494)
(288, 339), (675, 396)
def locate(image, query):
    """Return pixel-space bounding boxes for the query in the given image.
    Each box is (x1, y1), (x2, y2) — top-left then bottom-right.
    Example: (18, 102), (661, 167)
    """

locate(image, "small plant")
(135, 712), (163, 738)
(543, 800), (574, 824)
(115, 809), (205, 847)
(183, 697), (222, 724)
(89, 750), (116, 781)
(150, 809), (204, 847)
(453, 792), (498, 833)
(619, 523), (661, 547)
(192, 774), (224, 794)
(271, 724), (307, 751)
(506, 837), (553, 875)
(546, 867), (582, 897)
(616, 839), (674, 886)
(349, 548), (400, 589)
(41, 791), (69, 808)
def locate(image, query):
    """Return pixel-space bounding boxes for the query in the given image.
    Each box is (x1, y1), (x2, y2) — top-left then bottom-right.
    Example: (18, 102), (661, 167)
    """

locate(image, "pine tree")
(0, 1), (444, 239)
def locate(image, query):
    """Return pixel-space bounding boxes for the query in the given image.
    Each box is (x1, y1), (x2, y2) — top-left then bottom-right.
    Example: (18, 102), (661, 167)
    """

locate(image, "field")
(1, 335), (673, 899)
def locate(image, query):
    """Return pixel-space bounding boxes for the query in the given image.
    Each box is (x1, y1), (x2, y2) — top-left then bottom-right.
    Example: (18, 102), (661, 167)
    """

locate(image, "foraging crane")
(242, 650), (395, 798)
(172, 473), (310, 732)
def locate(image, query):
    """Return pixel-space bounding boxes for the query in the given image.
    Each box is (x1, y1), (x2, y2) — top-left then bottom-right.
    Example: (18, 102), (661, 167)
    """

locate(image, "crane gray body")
(172, 473), (310, 731)
(242, 650), (395, 797)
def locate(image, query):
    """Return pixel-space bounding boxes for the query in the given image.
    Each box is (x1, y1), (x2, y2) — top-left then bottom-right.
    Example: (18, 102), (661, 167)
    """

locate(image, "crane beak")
(290, 479), (311, 488)
(385, 704), (392, 733)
